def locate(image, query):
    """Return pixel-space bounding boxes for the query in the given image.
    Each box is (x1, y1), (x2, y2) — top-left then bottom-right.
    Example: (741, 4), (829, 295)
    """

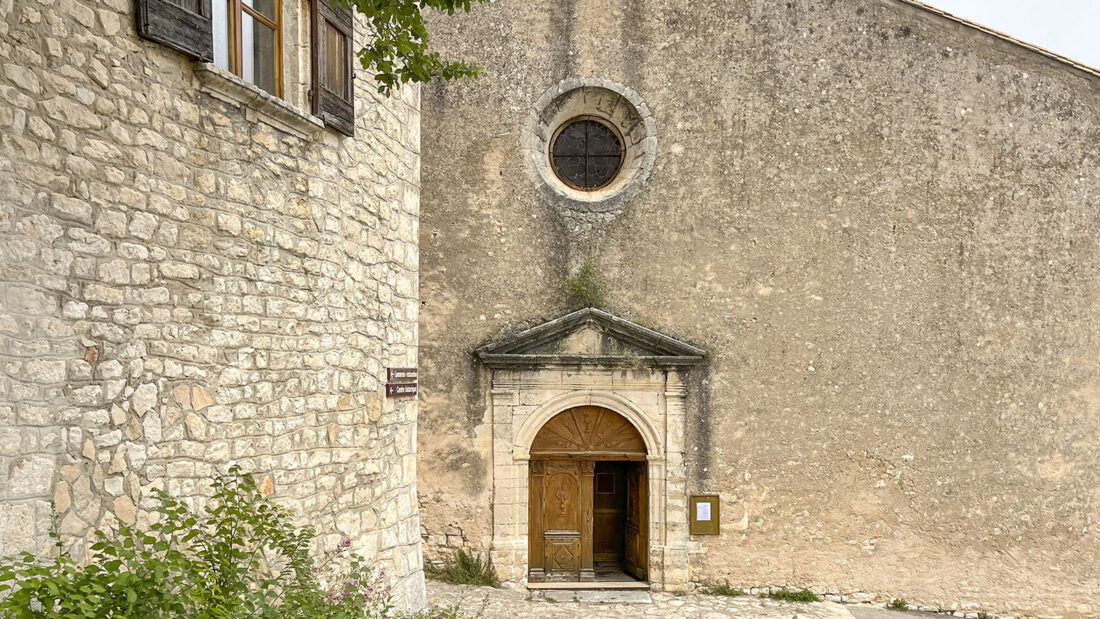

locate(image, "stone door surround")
(475, 308), (705, 590)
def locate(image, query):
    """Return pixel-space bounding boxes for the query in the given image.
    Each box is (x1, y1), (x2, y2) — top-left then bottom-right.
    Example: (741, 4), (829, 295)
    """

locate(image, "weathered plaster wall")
(0, 0), (424, 609)
(418, 0), (1100, 616)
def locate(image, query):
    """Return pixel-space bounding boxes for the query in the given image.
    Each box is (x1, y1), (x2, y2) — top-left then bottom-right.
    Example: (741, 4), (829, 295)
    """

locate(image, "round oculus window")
(549, 117), (624, 191)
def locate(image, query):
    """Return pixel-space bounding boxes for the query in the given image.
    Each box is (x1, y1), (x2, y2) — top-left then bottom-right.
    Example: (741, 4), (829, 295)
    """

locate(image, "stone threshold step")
(528, 581), (651, 590)
(535, 589), (654, 604)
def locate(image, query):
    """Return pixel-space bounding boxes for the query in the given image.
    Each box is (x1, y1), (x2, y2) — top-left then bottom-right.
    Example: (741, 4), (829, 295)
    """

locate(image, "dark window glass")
(556, 157), (586, 184)
(550, 118), (623, 190)
(587, 124), (621, 156)
(243, 13), (277, 95)
(243, 0), (276, 21)
(587, 157), (619, 188)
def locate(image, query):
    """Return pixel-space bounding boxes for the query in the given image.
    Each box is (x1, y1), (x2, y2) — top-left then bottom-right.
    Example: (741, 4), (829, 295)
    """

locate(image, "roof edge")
(891, 0), (1100, 80)
(473, 307), (594, 356)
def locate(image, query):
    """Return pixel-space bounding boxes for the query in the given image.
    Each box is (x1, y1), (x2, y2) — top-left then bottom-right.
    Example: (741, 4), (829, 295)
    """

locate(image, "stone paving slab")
(425, 581), (859, 619)
(539, 590), (653, 604)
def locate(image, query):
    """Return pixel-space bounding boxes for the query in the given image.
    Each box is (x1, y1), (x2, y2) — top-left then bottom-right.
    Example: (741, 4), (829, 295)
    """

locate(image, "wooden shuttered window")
(136, 0), (215, 61)
(312, 0), (355, 136)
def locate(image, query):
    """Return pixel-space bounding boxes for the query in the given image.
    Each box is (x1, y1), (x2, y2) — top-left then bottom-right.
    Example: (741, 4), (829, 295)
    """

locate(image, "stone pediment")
(476, 308), (705, 368)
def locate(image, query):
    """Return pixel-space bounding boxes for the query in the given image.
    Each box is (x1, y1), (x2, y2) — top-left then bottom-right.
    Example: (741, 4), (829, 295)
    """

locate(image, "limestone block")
(69, 474), (97, 522)
(125, 444), (147, 470)
(123, 418), (143, 441)
(90, 418), (122, 442)
(113, 496), (136, 525)
(205, 406), (231, 423)
(127, 212), (157, 240)
(104, 477), (124, 496)
(191, 386), (213, 410)
(8, 456), (55, 498)
(172, 384), (191, 409)
(0, 503), (38, 555)
(130, 383), (157, 417)
(53, 481), (72, 513)
(0, 429), (21, 454)
(22, 359), (66, 384)
(142, 413), (162, 442)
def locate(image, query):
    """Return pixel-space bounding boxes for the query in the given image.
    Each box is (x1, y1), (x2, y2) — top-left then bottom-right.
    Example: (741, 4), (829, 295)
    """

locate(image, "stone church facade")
(417, 1), (1100, 617)
(3, 0), (1099, 616)
(0, 0), (425, 610)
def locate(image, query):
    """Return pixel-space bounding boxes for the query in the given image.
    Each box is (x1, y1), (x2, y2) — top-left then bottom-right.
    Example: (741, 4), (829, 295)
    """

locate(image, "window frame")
(220, 0), (284, 98)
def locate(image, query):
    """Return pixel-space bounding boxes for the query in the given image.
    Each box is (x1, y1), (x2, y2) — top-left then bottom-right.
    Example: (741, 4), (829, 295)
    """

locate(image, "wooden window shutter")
(312, 0), (355, 136)
(136, 0), (214, 61)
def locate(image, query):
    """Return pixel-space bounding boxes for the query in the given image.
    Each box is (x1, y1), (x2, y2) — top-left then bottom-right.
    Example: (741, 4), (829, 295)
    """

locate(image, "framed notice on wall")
(689, 494), (720, 535)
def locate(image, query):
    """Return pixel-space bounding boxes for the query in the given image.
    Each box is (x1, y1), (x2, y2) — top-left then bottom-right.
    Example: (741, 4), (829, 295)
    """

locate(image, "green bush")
(563, 259), (609, 309)
(890, 598), (909, 610)
(765, 588), (821, 603)
(0, 467), (395, 618)
(424, 549), (500, 588)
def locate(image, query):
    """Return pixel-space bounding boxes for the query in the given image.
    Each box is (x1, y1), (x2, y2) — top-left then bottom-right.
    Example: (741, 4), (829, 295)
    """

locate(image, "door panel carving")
(530, 460), (588, 581)
(545, 470), (578, 531)
(530, 406), (646, 458)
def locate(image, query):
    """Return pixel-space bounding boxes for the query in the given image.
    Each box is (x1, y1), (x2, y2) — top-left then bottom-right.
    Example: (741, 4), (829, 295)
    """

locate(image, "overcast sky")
(927, 0), (1100, 69)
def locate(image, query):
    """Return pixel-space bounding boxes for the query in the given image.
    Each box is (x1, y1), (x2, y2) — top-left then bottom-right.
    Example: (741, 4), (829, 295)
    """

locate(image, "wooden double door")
(528, 458), (647, 582)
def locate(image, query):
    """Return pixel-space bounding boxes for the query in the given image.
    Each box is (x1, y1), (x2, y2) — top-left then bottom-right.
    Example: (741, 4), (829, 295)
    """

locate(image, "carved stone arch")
(513, 390), (664, 461)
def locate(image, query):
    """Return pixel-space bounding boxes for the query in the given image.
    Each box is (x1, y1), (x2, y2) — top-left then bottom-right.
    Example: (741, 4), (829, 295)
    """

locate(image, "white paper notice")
(696, 502), (712, 522)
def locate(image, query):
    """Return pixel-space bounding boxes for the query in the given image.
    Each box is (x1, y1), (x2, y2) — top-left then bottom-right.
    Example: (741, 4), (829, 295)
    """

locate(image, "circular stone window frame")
(524, 77), (657, 219)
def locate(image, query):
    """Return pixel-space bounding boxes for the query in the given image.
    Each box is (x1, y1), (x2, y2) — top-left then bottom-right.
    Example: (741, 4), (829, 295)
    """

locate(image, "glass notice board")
(689, 495), (720, 535)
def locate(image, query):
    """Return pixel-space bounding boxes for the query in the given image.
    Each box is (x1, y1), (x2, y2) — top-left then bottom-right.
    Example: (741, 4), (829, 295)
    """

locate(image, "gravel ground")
(424, 580), (862, 619)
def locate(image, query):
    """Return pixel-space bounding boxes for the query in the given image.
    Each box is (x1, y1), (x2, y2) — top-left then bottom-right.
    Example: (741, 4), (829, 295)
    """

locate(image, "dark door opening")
(593, 461), (646, 582)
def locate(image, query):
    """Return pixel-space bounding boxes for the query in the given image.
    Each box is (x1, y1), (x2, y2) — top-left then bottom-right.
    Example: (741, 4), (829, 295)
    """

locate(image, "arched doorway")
(527, 406), (648, 583)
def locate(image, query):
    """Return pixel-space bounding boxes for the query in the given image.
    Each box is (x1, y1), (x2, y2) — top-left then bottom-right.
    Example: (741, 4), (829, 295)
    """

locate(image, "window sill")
(194, 63), (324, 139)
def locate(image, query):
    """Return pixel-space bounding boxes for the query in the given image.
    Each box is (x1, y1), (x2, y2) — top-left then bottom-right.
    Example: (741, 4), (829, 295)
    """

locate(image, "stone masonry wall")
(0, 0), (424, 610)
(418, 0), (1099, 617)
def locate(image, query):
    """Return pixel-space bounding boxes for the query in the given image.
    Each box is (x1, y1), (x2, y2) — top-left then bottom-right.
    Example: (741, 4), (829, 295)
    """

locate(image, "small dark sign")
(387, 368), (417, 383)
(385, 383), (417, 398)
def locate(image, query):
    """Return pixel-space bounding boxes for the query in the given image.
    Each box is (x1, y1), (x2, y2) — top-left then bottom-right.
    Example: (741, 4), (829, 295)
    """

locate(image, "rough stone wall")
(0, 0), (424, 610)
(418, 0), (1100, 616)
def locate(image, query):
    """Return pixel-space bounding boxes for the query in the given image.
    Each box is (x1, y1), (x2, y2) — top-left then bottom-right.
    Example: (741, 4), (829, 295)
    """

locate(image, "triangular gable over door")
(476, 308), (705, 368)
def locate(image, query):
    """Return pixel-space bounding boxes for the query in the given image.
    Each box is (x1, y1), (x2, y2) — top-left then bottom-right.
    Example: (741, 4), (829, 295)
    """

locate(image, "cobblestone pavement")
(425, 581), (861, 618)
